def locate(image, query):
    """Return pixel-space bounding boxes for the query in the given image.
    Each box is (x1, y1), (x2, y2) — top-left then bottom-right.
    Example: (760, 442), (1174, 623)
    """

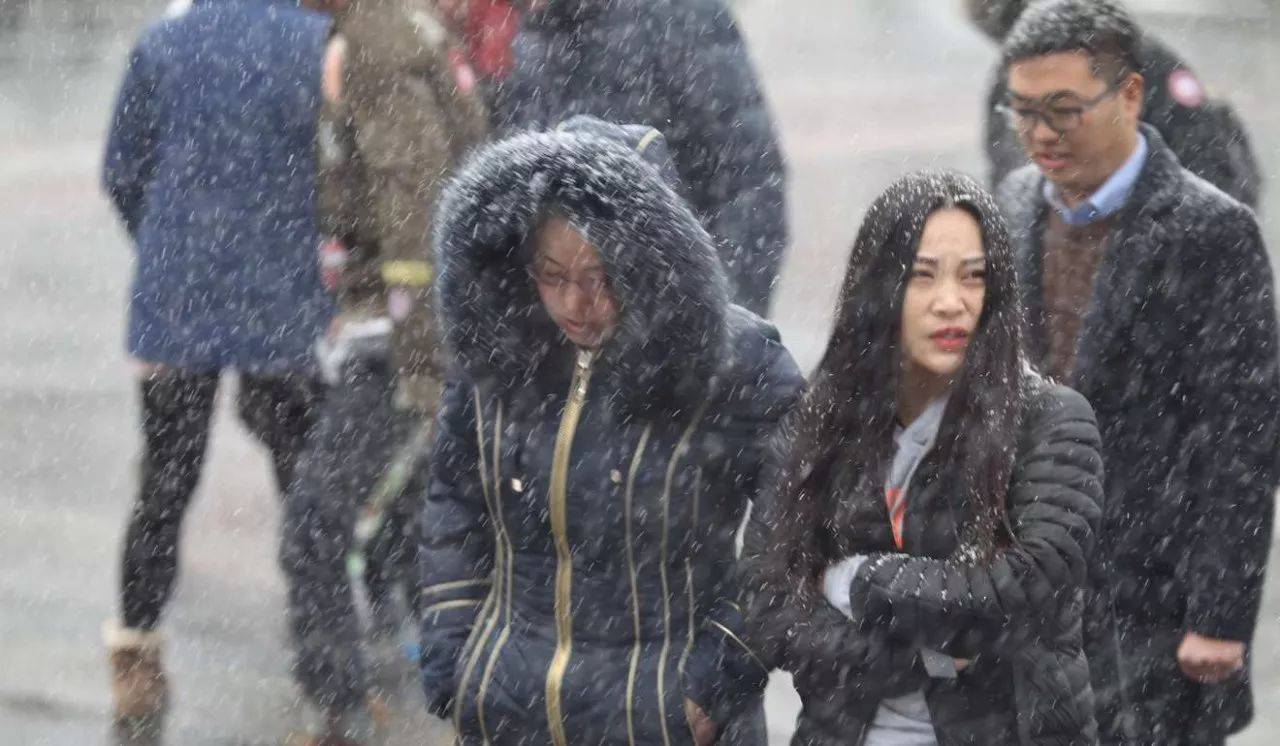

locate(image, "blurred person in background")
(996, 2), (1280, 742)
(282, 0), (487, 742)
(417, 120), (803, 745)
(967, 0), (1263, 207)
(459, 0), (521, 92)
(493, 0), (789, 317)
(101, 0), (332, 737)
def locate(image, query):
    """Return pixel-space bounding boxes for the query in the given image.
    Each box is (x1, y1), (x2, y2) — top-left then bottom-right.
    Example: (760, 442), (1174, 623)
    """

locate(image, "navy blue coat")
(103, 0), (333, 373)
(418, 130), (803, 744)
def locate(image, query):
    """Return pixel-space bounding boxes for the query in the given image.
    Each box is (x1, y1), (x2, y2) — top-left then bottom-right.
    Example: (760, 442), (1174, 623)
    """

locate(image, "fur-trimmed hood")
(433, 128), (731, 411)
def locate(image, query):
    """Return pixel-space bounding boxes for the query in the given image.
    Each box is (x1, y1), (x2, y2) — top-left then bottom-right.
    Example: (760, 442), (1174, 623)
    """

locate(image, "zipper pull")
(573, 349), (594, 398)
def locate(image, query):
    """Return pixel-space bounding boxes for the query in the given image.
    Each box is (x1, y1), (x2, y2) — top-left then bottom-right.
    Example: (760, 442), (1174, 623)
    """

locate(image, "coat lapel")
(1011, 126), (1183, 397)
(1071, 132), (1182, 396)
(1008, 181), (1050, 364)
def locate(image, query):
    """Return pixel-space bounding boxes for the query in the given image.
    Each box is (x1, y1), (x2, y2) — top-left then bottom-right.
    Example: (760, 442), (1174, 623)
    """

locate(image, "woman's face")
(530, 216), (620, 350)
(900, 207), (987, 382)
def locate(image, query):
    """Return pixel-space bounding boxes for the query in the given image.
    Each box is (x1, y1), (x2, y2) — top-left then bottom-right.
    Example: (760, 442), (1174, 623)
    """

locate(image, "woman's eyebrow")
(565, 258), (607, 274)
(961, 256), (987, 266)
(536, 255), (568, 270)
(913, 256), (939, 266)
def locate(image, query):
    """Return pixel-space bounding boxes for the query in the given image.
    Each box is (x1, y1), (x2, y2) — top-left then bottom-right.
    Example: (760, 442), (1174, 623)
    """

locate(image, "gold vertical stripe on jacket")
(656, 404), (710, 746)
(476, 403), (510, 743)
(453, 390), (503, 740)
(677, 470), (702, 742)
(624, 425), (654, 746)
(544, 350), (594, 746)
(679, 561), (698, 743)
(421, 578), (491, 598)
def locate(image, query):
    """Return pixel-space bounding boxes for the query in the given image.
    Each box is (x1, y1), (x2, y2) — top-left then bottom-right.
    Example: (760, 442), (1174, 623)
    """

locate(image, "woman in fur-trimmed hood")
(417, 122), (803, 745)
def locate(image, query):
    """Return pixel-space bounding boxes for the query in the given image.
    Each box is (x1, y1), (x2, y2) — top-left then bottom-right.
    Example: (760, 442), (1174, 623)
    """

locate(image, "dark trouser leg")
(120, 369), (219, 631)
(362, 409), (431, 627)
(279, 357), (398, 714)
(234, 371), (320, 494)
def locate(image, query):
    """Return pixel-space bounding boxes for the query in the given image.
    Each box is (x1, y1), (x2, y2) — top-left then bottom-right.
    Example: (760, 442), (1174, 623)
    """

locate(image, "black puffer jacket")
(999, 125), (1280, 735)
(747, 381), (1111, 745)
(418, 130), (803, 745)
(493, 0), (788, 315)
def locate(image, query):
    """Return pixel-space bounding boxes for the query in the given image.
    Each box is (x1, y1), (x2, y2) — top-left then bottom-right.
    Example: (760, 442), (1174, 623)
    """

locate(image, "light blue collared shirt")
(1043, 134), (1149, 226)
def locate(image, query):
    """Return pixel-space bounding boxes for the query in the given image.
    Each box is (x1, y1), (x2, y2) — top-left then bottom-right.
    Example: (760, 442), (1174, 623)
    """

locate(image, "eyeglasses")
(527, 264), (611, 299)
(998, 79), (1124, 136)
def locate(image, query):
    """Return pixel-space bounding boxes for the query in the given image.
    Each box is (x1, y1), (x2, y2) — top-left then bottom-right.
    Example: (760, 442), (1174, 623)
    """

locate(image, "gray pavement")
(1, 0), (1279, 743)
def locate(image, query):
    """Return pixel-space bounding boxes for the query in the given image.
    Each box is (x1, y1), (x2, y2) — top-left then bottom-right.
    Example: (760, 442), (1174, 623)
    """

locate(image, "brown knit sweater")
(1041, 210), (1114, 381)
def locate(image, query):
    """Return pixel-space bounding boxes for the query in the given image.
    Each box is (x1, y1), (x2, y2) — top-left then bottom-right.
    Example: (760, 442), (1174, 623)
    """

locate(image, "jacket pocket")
(1013, 648), (1093, 744)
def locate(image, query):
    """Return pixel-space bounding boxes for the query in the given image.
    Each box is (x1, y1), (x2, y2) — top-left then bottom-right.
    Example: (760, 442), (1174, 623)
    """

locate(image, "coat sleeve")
(680, 328), (803, 724)
(742, 477), (920, 699)
(847, 388), (1105, 659)
(662, 0), (788, 315)
(1176, 205), (1280, 642)
(418, 380), (494, 717)
(1083, 545), (1136, 744)
(103, 41), (160, 238)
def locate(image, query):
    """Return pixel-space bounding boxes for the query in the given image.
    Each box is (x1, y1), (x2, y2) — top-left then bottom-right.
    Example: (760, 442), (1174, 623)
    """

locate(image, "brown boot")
(103, 620), (168, 727)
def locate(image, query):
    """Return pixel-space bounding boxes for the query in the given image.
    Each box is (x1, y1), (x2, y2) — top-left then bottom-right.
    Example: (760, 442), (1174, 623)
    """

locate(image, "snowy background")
(1, 0), (1278, 742)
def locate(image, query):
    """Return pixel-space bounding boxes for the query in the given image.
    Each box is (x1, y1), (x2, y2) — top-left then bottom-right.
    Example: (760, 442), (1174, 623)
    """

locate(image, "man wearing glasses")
(995, 2), (1280, 743)
(966, 0), (1262, 207)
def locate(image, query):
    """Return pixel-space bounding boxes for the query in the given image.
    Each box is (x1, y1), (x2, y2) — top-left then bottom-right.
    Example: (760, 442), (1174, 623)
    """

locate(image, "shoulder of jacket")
(403, 6), (450, 50)
(996, 164), (1042, 209)
(722, 306), (785, 369)
(1180, 168), (1253, 221)
(341, 2), (451, 52)
(1022, 378), (1097, 436)
(713, 306), (804, 414)
(1146, 167), (1259, 260)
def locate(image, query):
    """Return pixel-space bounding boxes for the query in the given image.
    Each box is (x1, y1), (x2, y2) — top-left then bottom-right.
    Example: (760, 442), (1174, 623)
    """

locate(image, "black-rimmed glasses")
(527, 264), (611, 299)
(998, 78), (1125, 135)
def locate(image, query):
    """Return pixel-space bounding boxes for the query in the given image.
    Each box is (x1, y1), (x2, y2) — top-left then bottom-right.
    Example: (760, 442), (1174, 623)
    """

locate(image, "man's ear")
(1122, 70), (1145, 116)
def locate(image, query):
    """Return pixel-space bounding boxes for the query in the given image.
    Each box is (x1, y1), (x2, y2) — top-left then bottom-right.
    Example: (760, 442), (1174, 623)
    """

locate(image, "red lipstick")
(930, 327), (970, 354)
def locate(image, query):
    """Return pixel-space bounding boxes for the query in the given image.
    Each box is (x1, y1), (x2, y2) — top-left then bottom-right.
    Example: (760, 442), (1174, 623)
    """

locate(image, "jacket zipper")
(544, 348), (594, 746)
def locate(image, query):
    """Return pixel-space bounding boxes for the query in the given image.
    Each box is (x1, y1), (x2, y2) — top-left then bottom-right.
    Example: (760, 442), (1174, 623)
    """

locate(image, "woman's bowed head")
(527, 212), (621, 351)
(425, 125), (804, 745)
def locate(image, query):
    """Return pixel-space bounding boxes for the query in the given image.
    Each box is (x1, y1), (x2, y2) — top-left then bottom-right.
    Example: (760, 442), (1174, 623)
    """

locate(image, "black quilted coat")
(748, 380), (1112, 745)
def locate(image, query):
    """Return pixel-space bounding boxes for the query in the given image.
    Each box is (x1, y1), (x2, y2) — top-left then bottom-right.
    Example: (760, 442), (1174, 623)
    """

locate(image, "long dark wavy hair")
(760, 171), (1029, 607)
